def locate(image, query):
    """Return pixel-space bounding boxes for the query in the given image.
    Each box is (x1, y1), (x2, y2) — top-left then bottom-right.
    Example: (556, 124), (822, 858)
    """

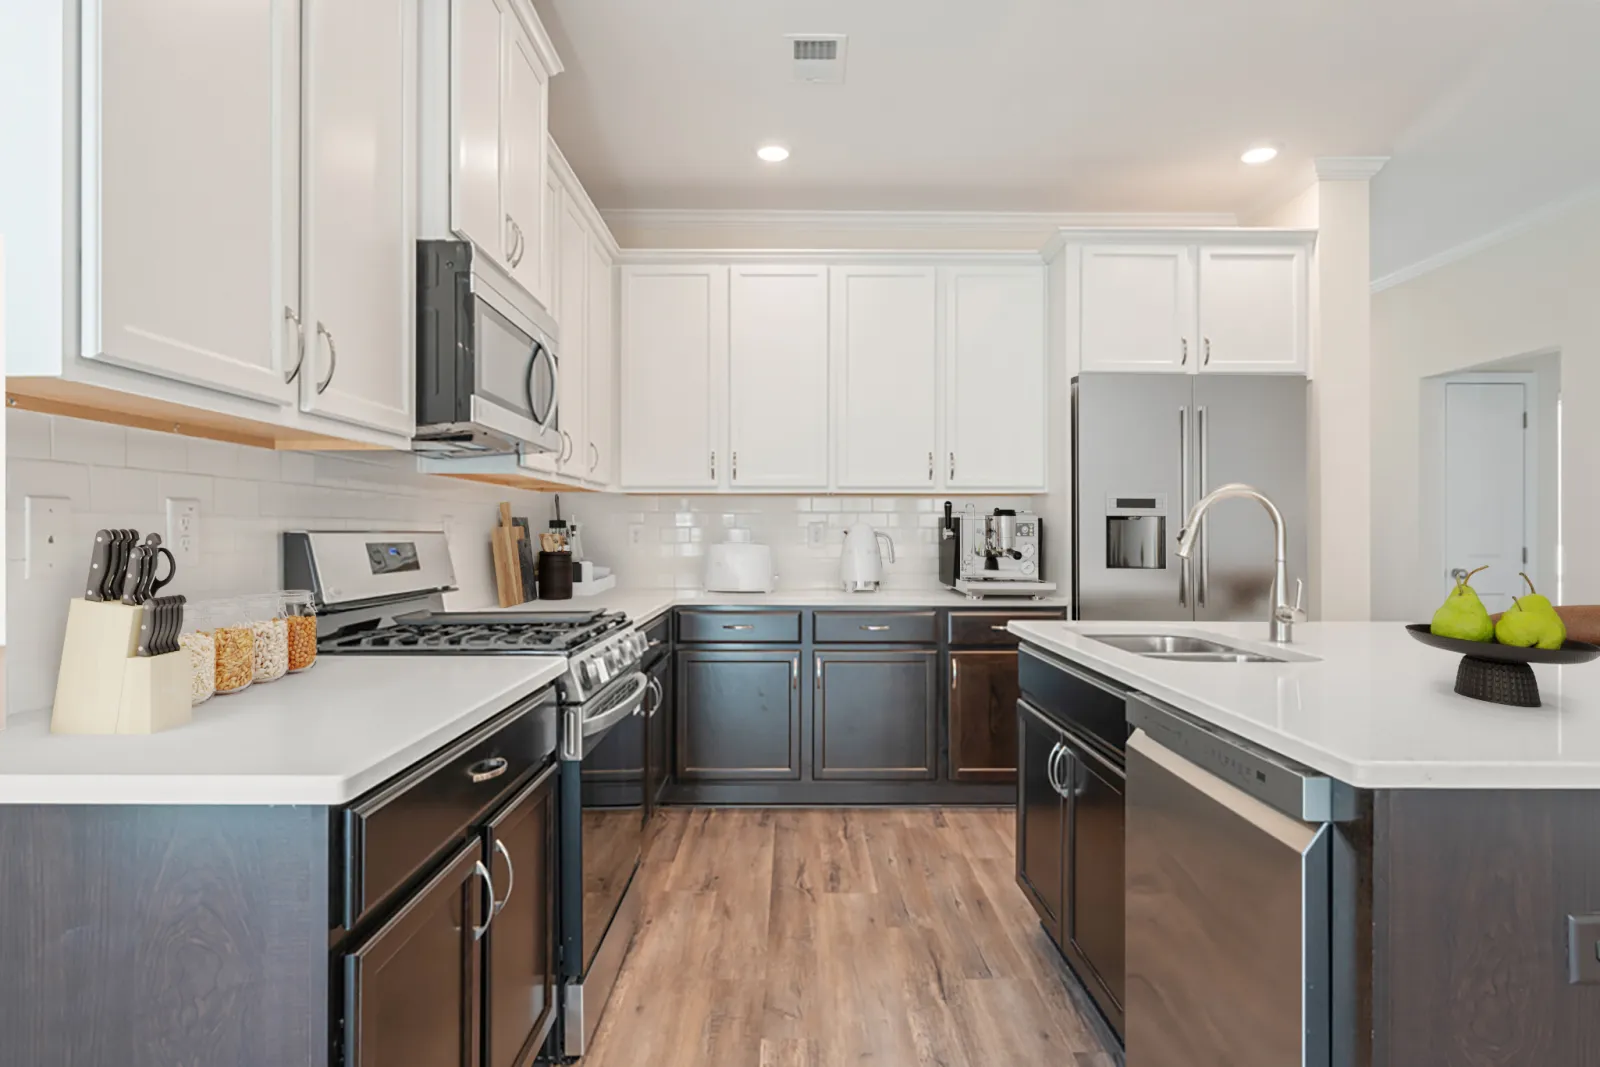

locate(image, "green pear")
(1495, 597), (1544, 647)
(1432, 566), (1494, 642)
(1513, 572), (1566, 650)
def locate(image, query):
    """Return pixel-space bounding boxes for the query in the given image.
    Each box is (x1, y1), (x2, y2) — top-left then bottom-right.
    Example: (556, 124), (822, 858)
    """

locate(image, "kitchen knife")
(120, 546), (151, 605)
(106, 529), (136, 601)
(136, 598), (154, 657)
(164, 595), (187, 654)
(84, 530), (113, 602)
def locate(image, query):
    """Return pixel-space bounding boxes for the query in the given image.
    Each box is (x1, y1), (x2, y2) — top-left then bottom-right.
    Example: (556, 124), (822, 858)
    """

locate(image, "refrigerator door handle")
(1197, 404), (1209, 609)
(1178, 406), (1190, 610)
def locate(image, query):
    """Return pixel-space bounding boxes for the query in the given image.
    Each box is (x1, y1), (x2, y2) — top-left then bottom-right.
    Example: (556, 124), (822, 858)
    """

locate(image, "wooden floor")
(583, 807), (1118, 1067)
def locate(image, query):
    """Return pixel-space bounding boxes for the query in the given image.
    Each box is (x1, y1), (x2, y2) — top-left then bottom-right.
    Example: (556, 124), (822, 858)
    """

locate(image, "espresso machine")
(939, 503), (1056, 598)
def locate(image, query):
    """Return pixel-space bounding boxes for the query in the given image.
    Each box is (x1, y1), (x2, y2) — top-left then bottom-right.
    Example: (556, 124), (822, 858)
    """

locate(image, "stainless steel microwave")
(414, 240), (561, 455)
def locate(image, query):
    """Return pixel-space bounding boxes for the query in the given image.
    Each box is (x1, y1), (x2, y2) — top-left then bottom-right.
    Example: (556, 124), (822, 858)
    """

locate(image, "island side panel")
(0, 804), (330, 1067)
(1372, 789), (1600, 1067)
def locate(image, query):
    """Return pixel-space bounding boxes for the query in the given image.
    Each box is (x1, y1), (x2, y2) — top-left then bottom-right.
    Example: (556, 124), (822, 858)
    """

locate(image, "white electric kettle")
(840, 523), (895, 592)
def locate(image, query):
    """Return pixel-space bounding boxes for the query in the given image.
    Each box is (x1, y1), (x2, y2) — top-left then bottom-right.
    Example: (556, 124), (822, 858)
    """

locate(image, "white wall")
(572, 493), (1040, 592)
(1372, 195), (1600, 619)
(5, 414), (550, 717)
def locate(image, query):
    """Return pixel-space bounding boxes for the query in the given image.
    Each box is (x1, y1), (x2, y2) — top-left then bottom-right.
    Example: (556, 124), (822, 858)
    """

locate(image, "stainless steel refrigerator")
(1073, 373), (1308, 622)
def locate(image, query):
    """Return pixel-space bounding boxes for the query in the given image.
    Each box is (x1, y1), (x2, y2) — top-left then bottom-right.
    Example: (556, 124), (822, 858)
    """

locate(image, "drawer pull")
(990, 625), (1011, 632)
(723, 623), (754, 631)
(860, 624), (892, 632)
(468, 757), (509, 784)
(647, 639), (663, 648)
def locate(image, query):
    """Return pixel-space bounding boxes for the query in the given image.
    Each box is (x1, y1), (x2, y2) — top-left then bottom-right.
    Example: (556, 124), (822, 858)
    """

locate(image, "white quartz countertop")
(493, 588), (1071, 626)
(0, 656), (567, 806)
(1010, 620), (1600, 789)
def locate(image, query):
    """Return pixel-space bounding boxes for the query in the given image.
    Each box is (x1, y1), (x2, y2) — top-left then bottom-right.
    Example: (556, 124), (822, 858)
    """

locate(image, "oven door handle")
(581, 673), (650, 740)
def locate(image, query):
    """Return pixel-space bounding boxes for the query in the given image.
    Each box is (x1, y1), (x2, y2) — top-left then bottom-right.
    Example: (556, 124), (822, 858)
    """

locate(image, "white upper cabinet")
(1197, 245), (1309, 373)
(84, 0), (298, 406)
(585, 244), (616, 485)
(298, 0), (417, 437)
(555, 190), (589, 476)
(1079, 245), (1195, 373)
(450, 0), (507, 263)
(429, 0), (557, 312)
(832, 267), (940, 491)
(502, 26), (549, 301)
(620, 266), (728, 490)
(728, 266), (831, 489)
(943, 266), (1047, 491)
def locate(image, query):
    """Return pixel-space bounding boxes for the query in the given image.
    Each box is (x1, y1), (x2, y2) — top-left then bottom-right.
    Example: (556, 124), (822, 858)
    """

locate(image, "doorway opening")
(1419, 351), (1561, 617)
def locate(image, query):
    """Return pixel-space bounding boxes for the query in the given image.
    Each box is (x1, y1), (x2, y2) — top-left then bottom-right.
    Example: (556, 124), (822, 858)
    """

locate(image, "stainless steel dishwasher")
(1124, 695), (1355, 1067)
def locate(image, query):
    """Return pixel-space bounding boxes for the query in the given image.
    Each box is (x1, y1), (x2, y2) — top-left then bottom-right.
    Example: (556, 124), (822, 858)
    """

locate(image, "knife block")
(51, 598), (191, 735)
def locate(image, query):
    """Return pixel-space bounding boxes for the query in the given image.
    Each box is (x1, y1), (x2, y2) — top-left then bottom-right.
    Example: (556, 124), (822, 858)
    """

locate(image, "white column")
(1307, 157), (1386, 620)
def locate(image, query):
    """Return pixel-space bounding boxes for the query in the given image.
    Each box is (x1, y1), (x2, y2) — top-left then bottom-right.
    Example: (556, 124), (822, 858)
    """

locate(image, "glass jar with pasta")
(282, 590), (318, 673)
(212, 598), (256, 695)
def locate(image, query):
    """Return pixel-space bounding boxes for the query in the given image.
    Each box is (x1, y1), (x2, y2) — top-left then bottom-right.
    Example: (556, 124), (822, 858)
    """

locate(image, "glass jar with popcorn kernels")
(282, 590), (319, 673)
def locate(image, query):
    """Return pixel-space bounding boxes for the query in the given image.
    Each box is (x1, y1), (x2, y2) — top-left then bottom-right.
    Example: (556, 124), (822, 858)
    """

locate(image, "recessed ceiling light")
(757, 144), (790, 163)
(1241, 145), (1279, 165)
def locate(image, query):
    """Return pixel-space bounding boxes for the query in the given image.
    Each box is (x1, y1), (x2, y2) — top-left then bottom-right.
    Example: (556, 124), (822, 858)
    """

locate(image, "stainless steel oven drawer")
(342, 689), (554, 928)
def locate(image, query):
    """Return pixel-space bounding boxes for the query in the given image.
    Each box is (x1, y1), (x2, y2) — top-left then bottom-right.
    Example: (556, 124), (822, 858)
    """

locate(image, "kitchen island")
(1011, 619), (1600, 1067)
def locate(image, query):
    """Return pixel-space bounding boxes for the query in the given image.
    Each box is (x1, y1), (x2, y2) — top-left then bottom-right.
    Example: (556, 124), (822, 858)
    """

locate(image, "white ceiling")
(533, 0), (1544, 219)
(1370, 3), (1600, 281)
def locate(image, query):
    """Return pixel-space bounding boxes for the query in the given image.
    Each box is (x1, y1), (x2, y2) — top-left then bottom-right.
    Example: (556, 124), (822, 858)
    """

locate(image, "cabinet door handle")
(792, 658), (799, 691)
(1181, 337), (1188, 366)
(949, 452), (955, 480)
(950, 656), (959, 689)
(491, 839), (515, 916)
(722, 623), (753, 631)
(1204, 337), (1211, 365)
(928, 451), (934, 481)
(732, 451), (738, 481)
(589, 441), (599, 473)
(859, 624), (891, 632)
(1045, 742), (1063, 794)
(816, 656), (823, 687)
(710, 451), (716, 480)
(468, 756), (508, 783)
(315, 322), (338, 395)
(470, 860), (496, 941)
(504, 213), (518, 265)
(284, 307), (306, 384)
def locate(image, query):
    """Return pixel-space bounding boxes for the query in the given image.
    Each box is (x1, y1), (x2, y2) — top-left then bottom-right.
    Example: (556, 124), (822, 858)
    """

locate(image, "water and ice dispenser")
(1105, 496), (1167, 570)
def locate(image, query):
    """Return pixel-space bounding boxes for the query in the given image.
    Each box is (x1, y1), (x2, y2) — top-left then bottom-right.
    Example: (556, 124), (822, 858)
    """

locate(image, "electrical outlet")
(807, 521), (826, 548)
(165, 498), (201, 571)
(25, 496), (73, 580)
(629, 524), (645, 547)
(1569, 915), (1600, 985)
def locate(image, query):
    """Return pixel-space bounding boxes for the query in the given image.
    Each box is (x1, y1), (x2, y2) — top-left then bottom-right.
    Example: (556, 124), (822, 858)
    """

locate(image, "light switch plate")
(1568, 915), (1600, 984)
(24, 496), (73, 579)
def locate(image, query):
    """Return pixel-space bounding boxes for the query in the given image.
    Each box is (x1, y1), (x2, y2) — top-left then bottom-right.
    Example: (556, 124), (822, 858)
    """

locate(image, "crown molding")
(1312, 156), (1390, 181)
(1371, 184), (1600, 293)
(599, 208), (1239, 236)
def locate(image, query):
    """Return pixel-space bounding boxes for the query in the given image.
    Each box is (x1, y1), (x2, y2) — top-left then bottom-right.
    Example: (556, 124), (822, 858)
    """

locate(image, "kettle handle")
(874, 531), (896, 564)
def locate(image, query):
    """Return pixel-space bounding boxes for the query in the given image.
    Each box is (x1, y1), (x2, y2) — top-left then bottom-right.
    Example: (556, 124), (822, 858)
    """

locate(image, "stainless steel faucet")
(1177, 482), (1306, 643)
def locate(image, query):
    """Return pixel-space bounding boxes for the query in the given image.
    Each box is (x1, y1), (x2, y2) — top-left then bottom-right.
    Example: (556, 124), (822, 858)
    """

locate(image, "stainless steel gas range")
(285, 530), (649, 1060)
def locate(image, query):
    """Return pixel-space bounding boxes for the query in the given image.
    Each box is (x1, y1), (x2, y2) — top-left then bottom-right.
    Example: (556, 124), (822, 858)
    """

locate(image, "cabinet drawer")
(814, 610), (937, 644)
(342, 690), (554, 928)
(949, 610), (1066, 648)
(678, 610), (800, 644)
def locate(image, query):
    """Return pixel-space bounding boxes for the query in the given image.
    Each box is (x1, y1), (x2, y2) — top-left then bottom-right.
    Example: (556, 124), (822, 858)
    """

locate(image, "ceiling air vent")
(787, 34), (847, 83)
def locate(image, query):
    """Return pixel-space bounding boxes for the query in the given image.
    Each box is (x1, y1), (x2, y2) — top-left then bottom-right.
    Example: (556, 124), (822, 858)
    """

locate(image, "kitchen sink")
(1086, 633), (1288, 664)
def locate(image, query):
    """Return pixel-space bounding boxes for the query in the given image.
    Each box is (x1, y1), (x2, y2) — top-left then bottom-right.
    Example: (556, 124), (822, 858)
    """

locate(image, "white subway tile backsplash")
(6, 414), (550, 719)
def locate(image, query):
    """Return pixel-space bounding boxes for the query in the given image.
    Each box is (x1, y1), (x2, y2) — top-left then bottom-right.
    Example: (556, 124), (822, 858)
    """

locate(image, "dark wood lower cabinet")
(948, 649), (1021, 783)
(813, 649), (938, 780)
(482, 765), (557, 1067)
(676, 649), (802, 781)
(343, 839), (486, 1067)
(1016, 699), (1066, 938)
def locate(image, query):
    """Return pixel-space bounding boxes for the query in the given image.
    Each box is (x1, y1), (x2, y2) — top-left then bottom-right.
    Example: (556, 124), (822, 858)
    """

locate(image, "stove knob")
(580, 660), (598, 686)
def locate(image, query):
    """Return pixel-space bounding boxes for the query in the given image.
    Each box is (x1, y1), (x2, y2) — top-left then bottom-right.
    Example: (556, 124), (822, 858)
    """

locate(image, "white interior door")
(728, 266), (830, 489)
(832, 267), (939, 490)
(1444, 382), (1527, 613)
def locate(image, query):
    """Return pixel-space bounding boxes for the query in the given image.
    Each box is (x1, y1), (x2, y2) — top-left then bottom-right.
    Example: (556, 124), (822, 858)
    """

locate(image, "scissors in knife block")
(121, 533), (177, 605)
